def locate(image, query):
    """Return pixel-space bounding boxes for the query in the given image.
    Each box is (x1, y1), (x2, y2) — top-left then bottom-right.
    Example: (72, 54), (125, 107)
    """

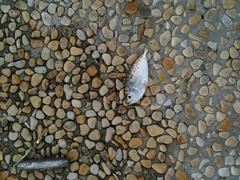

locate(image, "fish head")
(126, 88), (141, 105)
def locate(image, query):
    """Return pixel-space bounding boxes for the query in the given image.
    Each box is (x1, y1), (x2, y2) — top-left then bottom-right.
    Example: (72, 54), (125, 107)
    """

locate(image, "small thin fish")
(126, 49), (149, 105)
(16, 157), (69, 171)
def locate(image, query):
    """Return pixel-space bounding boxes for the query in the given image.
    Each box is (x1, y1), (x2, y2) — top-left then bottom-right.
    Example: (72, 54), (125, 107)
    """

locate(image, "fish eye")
(127, 95), (131, 99)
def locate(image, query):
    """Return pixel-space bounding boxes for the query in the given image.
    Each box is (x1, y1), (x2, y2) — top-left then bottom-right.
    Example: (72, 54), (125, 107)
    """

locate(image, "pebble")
(9, 132), (18, 141)
(90, 164), (99, 175)
(70, 47), (83, 56)
(34, 66), (47, 74)
(89, 129), (100, 141)
(77, 29), (86, 41)
(176, 169), (188, 180)
(0, 1), (239, 178)
(218, 167), (230, 177)
(79, 164), (89, 175)
(21, 128), (32, 141)
(102, 26), (113, 39)
(41, 47), (50, 60)
(125, 2), (138, 15)
(151, 9), (162, 17)
(222, 0), (237, 9)
(204, 166), (215, 177)
(225, 136), (238, 148)
(129, 121), (140, 133)
(112, 56), (125, 66)
(208, 41), (217, 51)
(157, 135), (173, 144)
(61, 16), (71, 26)
(164, 84), (176, 94)
(196, 137), (205, 147)
(67, 173), (78, 180)
(188, 125), (198, 136)
(151, 111), (162, 121)
(41, 12), (52, 26)
(225, 156), (234, 165)
(233, 101), (240, 113)
(15, 1), (27, 10)
(159, 31), (171, 46)
(213, 63), (222, 76)
(105, 127), (115, 142)
(152, 163), (167, 174)
(165, 109), (175, 119)
(147, 125), (164, 137)
(129, 138), (142, 148)
(7, 104), (18, 116)
(64, 121), (77, 132)
(30, 96), (41, 108)
(42, 105), (55, 116)
(222, 15), (233, 27)
(156, 94), (166, 105)
(183, 47), (193, 57)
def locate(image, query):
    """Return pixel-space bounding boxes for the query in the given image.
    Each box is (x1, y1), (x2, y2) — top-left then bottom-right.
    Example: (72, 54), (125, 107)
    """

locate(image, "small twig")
(13, 129), (48, 167)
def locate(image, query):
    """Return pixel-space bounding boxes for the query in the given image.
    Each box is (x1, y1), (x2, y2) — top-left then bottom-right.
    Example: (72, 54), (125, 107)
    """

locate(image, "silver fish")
(16, 157), (69, 171)
(126, 49), (149, 104)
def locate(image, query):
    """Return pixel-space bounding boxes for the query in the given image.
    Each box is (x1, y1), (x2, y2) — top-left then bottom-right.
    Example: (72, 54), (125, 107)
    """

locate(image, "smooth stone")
(218, 167), (230, 177)
(102, 26), (113, 39)
(146, 125), (164, 137)
(9, 132), (18, 141)
(41, 12), (52, 26)
(76, 29), (86, 41)
(21, 128), (32, 141)
(156, 94), (166, 105)
(41, 47), (50, 60)
(222, 0), (237, 9)
(233, 101), (240, 113)
(183, 47), (193, 57)
(159, 31), (171, 46)
(225, 136), (238, 148)
(7, 104), (18, 116)
(61, 16), (71, 26)
(90, 164), (99, 175)
(204, 166), (215, 177)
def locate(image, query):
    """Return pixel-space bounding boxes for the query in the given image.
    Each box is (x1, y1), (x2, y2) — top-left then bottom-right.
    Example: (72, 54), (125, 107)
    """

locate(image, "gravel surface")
(0, 0), (240, 179)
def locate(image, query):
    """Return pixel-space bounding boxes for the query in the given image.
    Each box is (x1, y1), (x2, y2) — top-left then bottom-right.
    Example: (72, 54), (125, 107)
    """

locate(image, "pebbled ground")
(0, 0), (240, 179)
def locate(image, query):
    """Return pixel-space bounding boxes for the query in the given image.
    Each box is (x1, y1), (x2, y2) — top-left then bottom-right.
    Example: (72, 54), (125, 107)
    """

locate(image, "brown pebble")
(79, 163), (89, 175)
(92, 77), (102, 88)
(125, 1), (139, 15)
(87, 65), (98, 77)
(152, 163), (168, 174)
(129, 138), (142, 148)
(17, 48), (25, 58)
(76, 115), (86, 124)
(67, 149), (79, 162)
(140, 97), (151, 107)
(31, 39), (44, 48)
(217, 117), (230, 132)
(215, 156), (223, 167)
(34, 171), (44, 179)
(176, 169), (188, 180)
(42, 105), (55, 116)
(162, 57), (175, 70)
(11, 74), (20, 85)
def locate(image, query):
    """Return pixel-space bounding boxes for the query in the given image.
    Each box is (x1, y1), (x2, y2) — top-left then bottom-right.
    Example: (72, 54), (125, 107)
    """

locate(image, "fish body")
(126, 49), (149, 104)
(16, 157), (69, 171)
